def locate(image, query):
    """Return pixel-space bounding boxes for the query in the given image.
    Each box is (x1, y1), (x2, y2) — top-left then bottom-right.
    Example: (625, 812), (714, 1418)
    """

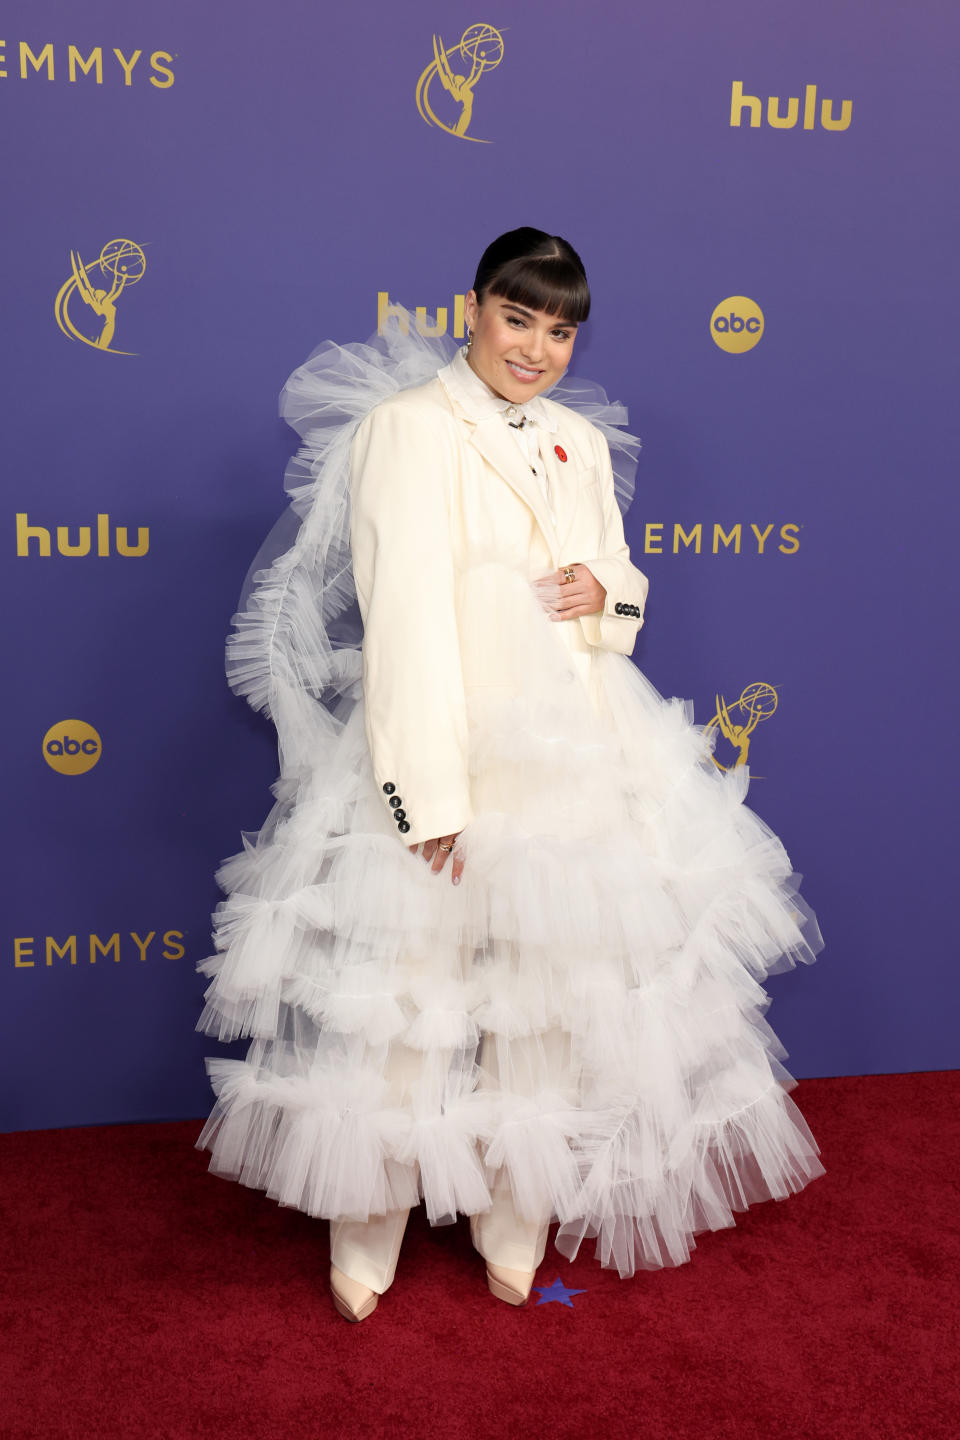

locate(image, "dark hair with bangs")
(472, 227), (590, 325)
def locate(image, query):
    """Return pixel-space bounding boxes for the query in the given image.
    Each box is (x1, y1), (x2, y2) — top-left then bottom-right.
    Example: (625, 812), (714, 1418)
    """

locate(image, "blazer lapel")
(467, 413), (561, 563)
(539, 421), (593, 559)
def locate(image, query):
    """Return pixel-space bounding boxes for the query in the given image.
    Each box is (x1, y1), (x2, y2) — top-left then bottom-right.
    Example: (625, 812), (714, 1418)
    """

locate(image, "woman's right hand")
(411, 833), (464, 885)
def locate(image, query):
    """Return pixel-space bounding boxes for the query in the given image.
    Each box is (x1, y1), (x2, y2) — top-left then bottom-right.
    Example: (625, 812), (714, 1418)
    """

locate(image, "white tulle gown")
(196, 316), (825, 1278)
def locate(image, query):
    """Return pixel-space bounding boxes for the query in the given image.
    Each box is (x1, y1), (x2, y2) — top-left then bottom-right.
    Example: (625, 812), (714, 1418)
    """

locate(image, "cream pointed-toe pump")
(485, 1263), (536, 1306)
(330, 1264), (379, 1322)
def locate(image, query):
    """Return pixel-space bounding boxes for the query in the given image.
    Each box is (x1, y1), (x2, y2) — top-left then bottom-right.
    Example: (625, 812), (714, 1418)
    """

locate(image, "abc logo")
(42, 719), (102, 775)
(710, 296), (764, 353)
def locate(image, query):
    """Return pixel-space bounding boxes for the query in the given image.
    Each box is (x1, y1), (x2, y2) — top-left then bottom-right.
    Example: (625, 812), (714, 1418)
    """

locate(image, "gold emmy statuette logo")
(705, 683), (778, 773)
(415, 24), (504, 142)
(42, 720), (102, 775)
(54, 238), (147, 354)
(710, 296), (764, 354)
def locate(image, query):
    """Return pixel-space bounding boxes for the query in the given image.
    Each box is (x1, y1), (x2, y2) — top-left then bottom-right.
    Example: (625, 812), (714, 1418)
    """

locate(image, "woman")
(197, 228), (824, 1323)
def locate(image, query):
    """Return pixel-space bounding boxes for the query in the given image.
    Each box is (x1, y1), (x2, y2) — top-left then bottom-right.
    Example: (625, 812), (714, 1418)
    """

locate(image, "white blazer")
(348, 360), (649, 848)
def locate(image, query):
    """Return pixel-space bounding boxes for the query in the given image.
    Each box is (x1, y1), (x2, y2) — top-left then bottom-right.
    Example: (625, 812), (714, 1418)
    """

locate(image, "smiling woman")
(197, 226), (824, 1325)
(462, 229), (589, 401)
(465, 292), (577, 392)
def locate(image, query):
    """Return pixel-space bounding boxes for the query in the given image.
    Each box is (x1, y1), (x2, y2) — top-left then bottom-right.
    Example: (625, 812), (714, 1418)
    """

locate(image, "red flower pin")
(554, 445), (568, 463)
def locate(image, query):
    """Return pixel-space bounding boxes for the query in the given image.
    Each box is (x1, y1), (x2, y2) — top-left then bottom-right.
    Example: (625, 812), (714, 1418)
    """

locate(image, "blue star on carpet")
(533, 1277), (587, 1308)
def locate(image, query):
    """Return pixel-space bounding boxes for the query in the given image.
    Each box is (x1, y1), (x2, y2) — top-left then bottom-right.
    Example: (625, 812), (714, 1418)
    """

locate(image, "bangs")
(487, 254), (591, 325)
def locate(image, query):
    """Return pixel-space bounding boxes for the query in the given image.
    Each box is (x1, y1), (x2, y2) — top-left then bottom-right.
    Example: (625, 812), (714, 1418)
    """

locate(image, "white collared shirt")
(439, 347), (560, 529)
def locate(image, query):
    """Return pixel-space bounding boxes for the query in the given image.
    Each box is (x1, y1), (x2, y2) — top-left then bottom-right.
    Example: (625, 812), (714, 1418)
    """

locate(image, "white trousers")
(330, 1187), (551, 1294)
(329, 1027), (569, 1293)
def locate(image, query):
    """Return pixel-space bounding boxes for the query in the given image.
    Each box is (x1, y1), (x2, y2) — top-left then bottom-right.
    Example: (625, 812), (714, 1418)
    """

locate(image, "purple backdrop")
(3, 0), (956, 1131)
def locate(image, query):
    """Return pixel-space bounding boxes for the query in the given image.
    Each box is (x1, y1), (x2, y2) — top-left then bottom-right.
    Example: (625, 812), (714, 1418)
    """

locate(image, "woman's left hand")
(413, 833), (465, 884)
(532, 564), (606, 621)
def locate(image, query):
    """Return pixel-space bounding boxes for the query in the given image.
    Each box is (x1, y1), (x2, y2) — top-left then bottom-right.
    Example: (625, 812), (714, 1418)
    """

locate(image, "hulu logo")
(15, 513), (149, 557)
(730, 82), (852, 131)
(377, 292), (468, 338)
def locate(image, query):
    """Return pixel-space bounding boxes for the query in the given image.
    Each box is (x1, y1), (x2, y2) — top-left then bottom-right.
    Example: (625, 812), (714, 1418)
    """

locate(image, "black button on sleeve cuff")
(381, 781), (412, 832)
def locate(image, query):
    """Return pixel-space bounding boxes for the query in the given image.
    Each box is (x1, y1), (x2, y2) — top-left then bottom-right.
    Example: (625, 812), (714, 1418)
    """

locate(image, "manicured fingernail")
(452, 874), (461, 885)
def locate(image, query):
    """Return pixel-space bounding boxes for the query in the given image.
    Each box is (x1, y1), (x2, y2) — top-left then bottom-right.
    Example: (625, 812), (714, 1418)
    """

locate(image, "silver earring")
(466, 327), (474, 349)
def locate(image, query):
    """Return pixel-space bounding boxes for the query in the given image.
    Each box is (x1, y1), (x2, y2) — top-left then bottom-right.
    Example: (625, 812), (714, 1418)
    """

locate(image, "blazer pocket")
(571, 468), (604, 551)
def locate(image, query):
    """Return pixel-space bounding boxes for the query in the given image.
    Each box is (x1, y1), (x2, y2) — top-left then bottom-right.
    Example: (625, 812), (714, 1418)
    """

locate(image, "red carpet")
(1, 1071), (956, 1440)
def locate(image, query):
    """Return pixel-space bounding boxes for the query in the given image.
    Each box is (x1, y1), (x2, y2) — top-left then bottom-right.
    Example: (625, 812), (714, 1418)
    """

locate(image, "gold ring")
(563, 566), (576, 583)
(438, 842), (453, 852)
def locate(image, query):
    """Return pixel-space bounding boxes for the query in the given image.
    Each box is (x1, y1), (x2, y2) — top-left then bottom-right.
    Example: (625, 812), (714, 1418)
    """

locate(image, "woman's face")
(462, 289), (578, 403)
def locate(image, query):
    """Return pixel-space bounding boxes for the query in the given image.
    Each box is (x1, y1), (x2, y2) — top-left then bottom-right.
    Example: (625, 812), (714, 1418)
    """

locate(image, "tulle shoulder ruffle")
(225, 317), (450, 733)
